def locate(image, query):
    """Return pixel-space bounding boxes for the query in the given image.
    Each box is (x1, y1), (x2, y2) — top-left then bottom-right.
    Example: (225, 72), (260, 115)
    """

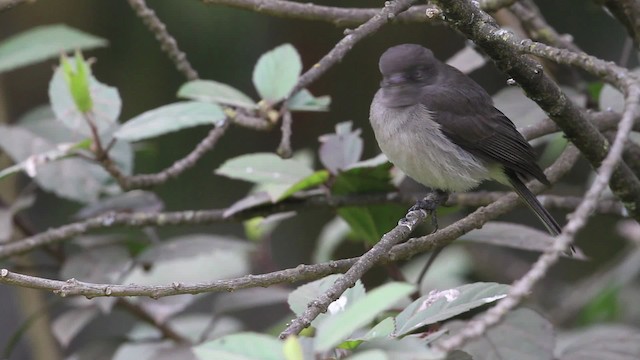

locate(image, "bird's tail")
(506, 171), (562, 237)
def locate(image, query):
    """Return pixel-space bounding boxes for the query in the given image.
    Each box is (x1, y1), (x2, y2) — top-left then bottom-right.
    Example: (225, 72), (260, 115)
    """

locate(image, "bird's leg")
(400, 190), (449, 231)
(408, 190), (449, 232)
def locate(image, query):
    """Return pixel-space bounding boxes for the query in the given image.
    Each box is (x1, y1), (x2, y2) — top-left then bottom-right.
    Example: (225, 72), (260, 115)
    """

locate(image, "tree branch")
(0, 144), (579, 302)
(200, 0), (515, 27)
(434, 0), (640, 222)
(127, 0), (199, 80)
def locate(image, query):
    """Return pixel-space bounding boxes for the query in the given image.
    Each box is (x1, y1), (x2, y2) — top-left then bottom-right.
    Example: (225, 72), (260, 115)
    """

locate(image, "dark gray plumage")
(369, 44), (563, 237)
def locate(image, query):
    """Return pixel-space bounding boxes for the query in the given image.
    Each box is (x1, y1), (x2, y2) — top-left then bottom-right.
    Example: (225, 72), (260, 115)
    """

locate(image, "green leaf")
(358, 337), (454, 360)
(215, 153), (316, 202)
(459, 222), (586, 259)
(395, 282), (510, 336)
(178, 80), (256, 109)
(319, 121), (363, 174)
(0, 125), (109, 203)
(122, 234), (253, 286)
(0, 24), (107, 74)
(337, 205), (406, 245)
(315, 282), (415, 352)
(61, 51), (93, 112)
(252, 44), (302, 102)
(277, 170), (329, 201)
(193, 333), (283, 360)
(49, 61), (121, 137)
(287, 89), (331, 111)
(288, 274), (366, 328)
(332, 158), (403, 244)
(441, 309), (554, 360)
(115, 101), (225, 141)
(578, 285), (620, 325)
(282, 336), (303, 360)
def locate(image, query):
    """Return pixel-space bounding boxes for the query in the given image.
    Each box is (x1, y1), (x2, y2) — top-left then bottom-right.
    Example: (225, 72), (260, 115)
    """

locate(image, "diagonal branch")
(128, 0), (199, 80)
(434, 0), (640, 221)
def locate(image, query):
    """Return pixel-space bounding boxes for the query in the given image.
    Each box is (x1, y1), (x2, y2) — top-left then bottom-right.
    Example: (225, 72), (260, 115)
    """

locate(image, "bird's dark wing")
(421, 83), (550, 185)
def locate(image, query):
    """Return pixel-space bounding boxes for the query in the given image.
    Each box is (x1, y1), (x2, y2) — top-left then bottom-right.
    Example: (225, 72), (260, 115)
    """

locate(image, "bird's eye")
(411, 69), (424, 80)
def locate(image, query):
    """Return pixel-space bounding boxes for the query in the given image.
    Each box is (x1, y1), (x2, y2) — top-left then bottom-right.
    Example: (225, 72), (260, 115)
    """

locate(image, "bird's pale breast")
(369, 91), (493, 192)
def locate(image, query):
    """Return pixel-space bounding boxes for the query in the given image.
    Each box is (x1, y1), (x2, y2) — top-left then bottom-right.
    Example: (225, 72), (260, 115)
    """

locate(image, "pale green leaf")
(252, 44), (302, 102)
(283, 336), (303, 360)
(288, 274), (366, 328)
(115, 101), (225, 141)
(395, 282), (510, 336)
(193, 333), (283, 360)
(0, 24), (107, 74)
(287, 89), (331, 111)
(49, 63), (121, 137)
(556, 324), (640, 360)
(178, 80), (256, 109)
(315, 282), (415, 352)
(442, 309), (554, 360)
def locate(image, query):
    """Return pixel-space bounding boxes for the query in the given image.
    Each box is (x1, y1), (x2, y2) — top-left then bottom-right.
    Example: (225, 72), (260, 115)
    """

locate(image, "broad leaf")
(178, 80), (256, 109)
(556, 324), (640, 360)
(0, 24), (106, 74)
(315, 282), (415, 352)
(49, 60), (121, 137)
(312, 216), (351, 263)
(52, 308), (100, 348)
(115, 101), (225, 141)
(332, 158), (404, 244)
(113, 342), (195, 360)
(288, 274), (366, 328)
(215, 153), (321, 201)
(0, 125), (112, 203)
(319, 121), (363, 174)
(358, 338), (460, 360)
(287, 89), (331, 111)
(193, 333), (283, 360)
(441, 308), (554, 360)
(395, 282), (509, 336)
(252, 44), (302, 102)
(459, 222), (586, 259)
(122, 234), (253, 286)
(282, 336), (303, 360)
(345, 350), (388, 360)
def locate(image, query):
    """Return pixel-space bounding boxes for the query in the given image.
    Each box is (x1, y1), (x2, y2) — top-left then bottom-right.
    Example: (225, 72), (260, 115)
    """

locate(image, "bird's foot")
(400, 190), (449, 232)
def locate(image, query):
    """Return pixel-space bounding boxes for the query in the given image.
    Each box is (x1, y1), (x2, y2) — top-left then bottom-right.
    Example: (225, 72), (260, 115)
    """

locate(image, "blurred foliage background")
(0, 0), (636, 359)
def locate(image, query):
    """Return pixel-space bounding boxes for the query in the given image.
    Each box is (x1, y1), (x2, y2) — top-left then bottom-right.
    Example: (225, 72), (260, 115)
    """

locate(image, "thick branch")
(434, 0), (640, 221)
(200, 0), (514, 27)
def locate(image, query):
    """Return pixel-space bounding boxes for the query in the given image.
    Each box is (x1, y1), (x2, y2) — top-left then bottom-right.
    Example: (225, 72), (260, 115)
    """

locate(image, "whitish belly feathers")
(369, 92), (493, 192)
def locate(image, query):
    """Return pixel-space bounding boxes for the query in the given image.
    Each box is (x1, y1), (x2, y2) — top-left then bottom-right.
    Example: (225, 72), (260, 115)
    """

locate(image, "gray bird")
(369, 44), (563, 238)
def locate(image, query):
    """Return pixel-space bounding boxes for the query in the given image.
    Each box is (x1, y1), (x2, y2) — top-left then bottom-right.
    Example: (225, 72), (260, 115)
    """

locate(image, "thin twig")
(287, 0), (420, 98)
(277, 111), (293, 158)
(127, 0), (199, 80)
(116, 298), (190, 344)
